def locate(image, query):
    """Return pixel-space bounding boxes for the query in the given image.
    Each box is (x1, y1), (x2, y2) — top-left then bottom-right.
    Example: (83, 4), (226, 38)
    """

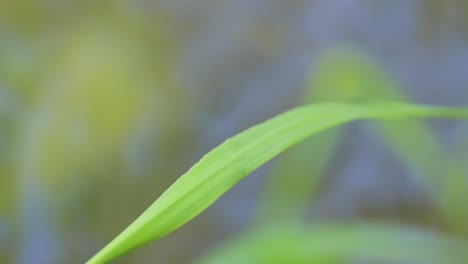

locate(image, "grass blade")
(87, 102), (468, 264)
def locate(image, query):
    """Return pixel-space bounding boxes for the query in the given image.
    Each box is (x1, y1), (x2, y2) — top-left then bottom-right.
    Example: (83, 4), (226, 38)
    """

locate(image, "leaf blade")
(87, 102), (468, 264)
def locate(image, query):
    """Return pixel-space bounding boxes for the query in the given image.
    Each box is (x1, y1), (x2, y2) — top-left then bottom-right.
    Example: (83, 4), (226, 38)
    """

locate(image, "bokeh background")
(1, 1), (468, 263)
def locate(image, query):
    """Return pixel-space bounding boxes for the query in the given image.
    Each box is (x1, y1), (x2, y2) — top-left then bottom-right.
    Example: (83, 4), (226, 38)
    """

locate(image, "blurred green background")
(1, 1), (468, 263)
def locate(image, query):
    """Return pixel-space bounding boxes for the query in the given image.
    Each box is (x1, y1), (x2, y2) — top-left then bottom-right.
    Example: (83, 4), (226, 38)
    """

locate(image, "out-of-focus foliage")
(439, 126), (468, 236)
(0, 2), (199, 264)
(197, 223), (468, 264)
(311, 50), (444, 185)
(257, 50), (443, 224)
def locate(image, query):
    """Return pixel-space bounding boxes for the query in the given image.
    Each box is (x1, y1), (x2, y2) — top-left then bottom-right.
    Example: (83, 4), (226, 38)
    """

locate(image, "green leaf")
(196, 223), (468, 264)
(87, 102), (468, 264)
